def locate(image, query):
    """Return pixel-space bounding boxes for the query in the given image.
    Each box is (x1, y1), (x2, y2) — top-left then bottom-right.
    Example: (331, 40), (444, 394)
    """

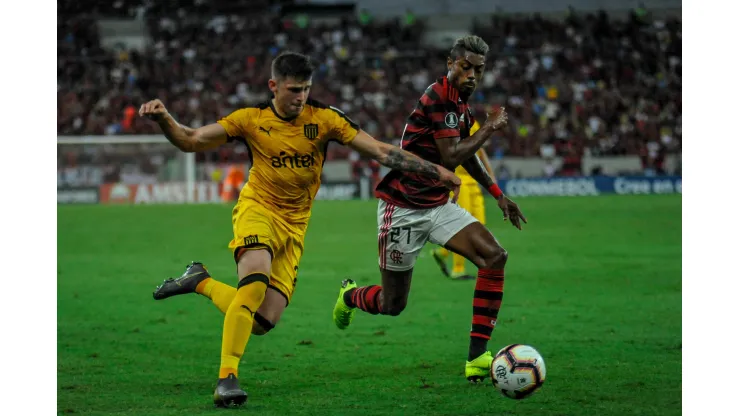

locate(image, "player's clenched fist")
(139, 99), (169, 121)
(484, 106), (508, 130)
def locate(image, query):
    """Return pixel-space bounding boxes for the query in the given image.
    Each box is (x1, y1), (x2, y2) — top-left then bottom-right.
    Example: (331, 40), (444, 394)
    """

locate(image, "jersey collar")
(441, 76), (467, 104)
(269, 97), (299, 122)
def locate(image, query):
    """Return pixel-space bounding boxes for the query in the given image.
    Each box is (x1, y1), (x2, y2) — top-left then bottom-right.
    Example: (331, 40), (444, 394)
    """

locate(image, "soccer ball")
(490, 344), (546, 399)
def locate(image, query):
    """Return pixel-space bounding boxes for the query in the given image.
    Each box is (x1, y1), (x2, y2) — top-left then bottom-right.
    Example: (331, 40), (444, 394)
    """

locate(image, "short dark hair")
(449, 35), (489, 60)
(271, 51), (315, 81)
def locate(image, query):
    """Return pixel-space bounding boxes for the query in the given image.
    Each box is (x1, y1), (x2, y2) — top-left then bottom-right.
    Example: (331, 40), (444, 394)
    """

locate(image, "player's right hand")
(139, 99), (169, 122)
(437, 167), (462, 203)
(497, 195), (527, 230)
(484, 106), (508, 130)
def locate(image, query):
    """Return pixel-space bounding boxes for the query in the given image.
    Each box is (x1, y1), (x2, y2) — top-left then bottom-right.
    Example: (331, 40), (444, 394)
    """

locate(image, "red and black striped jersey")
(375, 76), (476, 209)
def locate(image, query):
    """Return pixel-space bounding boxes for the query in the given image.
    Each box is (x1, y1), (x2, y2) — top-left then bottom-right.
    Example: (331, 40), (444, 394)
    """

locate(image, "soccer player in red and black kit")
(332, 35), (527, 382)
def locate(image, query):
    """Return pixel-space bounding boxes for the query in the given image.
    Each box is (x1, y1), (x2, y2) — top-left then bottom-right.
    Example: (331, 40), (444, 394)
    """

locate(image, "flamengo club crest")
(304, 123), (319, 140)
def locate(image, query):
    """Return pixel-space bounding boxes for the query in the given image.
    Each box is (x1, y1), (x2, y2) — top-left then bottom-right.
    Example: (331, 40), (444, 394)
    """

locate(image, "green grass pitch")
(58, 195), (681, 415)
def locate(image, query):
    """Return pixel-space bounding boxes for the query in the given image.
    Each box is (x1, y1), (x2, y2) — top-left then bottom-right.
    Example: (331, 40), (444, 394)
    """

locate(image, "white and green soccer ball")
(490, 344), (547, 399)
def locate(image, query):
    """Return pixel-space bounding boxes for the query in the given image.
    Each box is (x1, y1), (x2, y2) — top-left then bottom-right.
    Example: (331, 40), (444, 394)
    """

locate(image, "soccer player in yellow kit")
(139, 52), (461, 408)
(431, 120), (495, 280)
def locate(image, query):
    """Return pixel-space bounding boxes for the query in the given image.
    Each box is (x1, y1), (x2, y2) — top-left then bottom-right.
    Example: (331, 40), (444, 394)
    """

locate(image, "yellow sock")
(196, 278), (237, 314)
(452, 253), (466, 275)
(219, 273), (269, 379)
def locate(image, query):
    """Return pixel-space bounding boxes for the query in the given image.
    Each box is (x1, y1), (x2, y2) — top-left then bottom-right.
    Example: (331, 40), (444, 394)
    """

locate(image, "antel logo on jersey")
(444, 112), (459, 128)
(271, 151), (317, 169)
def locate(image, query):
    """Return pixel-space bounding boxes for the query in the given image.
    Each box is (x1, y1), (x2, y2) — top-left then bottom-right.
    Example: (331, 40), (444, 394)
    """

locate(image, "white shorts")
(377, 199), (478, 271)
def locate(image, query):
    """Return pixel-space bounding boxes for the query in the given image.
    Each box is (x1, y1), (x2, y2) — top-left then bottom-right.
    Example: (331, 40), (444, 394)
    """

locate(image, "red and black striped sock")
(469, 268), (504, 361)
(344, 285), (384, 315)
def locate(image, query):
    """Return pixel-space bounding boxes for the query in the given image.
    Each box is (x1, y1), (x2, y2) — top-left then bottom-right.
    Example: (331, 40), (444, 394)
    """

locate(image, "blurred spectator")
(221, 164), (247, 202)
(543, 159), (557, 178)
(494, 164), (512, 181)
(358, 9), (373, 26)
(350, 150), (382, 188)
(58, 3), (681, 168)
(559, 143), (584, 176)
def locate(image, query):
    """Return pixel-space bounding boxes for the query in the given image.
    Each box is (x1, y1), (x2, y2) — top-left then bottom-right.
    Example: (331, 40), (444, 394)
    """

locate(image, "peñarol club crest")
(304, 123), (319, 140)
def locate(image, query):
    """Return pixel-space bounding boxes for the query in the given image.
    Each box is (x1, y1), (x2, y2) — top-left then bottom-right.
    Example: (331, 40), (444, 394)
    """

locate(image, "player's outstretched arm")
(461, 151), (496, 191)
(476, 148), (495, 177)
(139, 99), (228, 152)
(348, 129), (461, 199)
(435, 107), (508, 168)
(462, 149), (527, 230)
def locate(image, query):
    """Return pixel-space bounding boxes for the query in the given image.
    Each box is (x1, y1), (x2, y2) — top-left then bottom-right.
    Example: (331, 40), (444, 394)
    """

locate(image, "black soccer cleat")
(152, 262), (211, 300)
(213, 373), (248, 408)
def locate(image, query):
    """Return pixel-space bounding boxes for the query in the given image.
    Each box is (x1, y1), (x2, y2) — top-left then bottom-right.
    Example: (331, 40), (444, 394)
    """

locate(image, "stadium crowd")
(58, 1), (681, 176)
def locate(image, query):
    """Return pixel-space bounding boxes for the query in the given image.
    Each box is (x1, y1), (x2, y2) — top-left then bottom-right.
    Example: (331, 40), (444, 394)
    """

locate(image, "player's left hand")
(497, 196), (527, 230)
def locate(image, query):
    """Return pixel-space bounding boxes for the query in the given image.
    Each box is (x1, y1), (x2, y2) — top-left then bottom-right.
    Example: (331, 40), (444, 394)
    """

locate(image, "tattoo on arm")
(383, 148), (440, 179)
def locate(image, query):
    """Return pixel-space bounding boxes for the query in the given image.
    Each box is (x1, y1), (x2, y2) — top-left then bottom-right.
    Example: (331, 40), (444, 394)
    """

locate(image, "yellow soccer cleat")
(450, 271), (476, 281)
(465, 351), (494, 383)
(333, 279), (358, 329)
(430, 248), (451, 278)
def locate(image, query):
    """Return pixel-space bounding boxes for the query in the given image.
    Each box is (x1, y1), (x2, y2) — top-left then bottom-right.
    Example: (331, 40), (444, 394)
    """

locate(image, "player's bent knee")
(252, 312), (276, 336)
(383, 299), (407, 316)
(251, 322), (267, 335)
(481, 247), (508, 269)
(236, 247), (273, 278)
(236, 273), (269, 313)
(385, 306), (405, 316)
